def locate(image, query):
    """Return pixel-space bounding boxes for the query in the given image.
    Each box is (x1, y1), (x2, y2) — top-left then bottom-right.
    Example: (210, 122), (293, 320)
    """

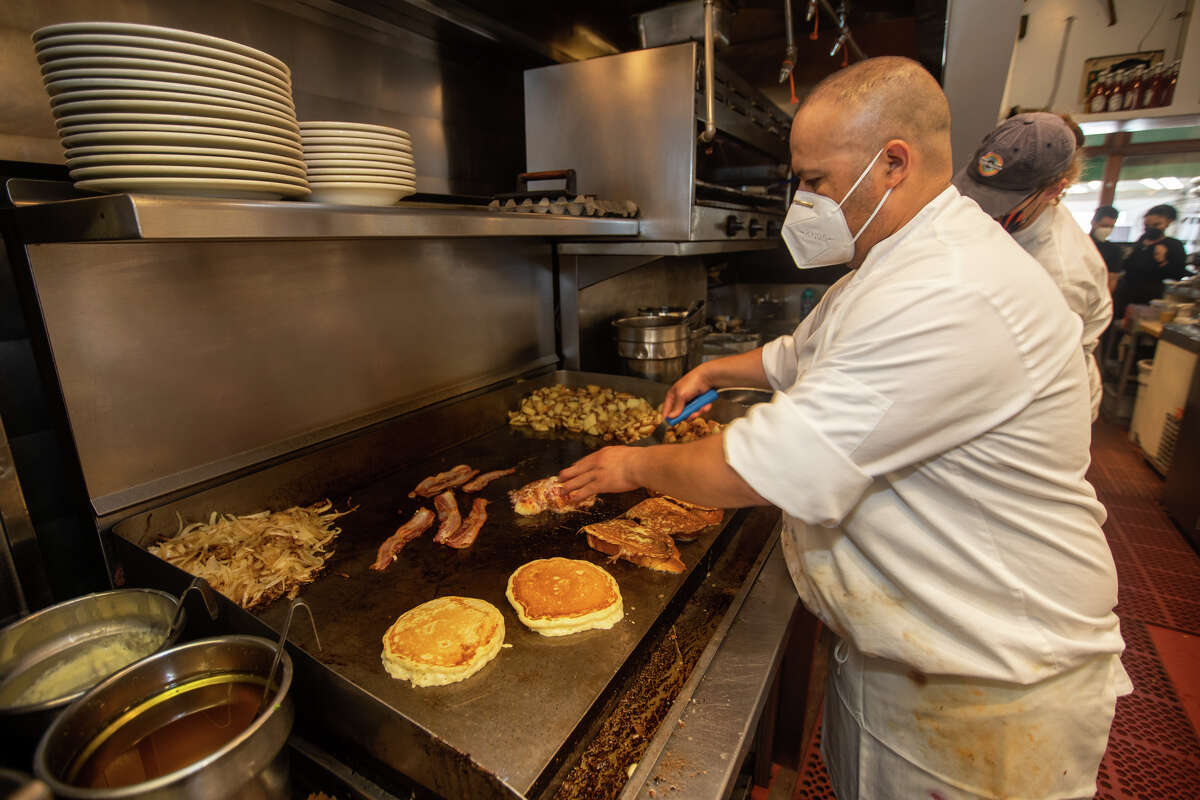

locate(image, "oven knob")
(766, 219), (781, 237)
(748, 218), (762, 237)
(724, 215), (744, 237)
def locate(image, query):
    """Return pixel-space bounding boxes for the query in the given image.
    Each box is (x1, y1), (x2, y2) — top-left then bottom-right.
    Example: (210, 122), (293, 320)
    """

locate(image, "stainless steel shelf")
(557, 239), (780, 256)
(2, 179), (639, 242)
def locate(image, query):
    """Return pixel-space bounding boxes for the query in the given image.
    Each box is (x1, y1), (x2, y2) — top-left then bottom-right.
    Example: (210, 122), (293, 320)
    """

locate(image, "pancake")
(506, 558), (624, 636)
(381, 596), (505, 687)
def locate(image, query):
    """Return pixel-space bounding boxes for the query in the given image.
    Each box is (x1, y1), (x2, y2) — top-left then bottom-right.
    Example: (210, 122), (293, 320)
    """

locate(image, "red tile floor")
(788, 420), (1200, 799)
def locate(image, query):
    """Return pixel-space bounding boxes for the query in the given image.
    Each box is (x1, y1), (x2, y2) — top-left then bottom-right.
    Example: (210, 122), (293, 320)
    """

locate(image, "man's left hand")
(558, 446), (642, 500)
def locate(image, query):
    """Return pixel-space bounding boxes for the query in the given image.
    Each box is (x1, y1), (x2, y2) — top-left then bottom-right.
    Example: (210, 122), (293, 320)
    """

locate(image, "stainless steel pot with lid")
(35, 635), (294, 799)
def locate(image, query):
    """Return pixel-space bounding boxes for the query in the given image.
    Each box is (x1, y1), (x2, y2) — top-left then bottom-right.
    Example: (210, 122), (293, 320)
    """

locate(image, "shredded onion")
(148, 500), (354, 611)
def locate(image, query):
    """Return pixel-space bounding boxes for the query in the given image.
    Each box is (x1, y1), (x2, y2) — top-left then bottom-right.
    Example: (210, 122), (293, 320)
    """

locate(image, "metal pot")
(614, 314), (690, 384)
(0, 589), (182, 749)
(35, 635), (294, 799)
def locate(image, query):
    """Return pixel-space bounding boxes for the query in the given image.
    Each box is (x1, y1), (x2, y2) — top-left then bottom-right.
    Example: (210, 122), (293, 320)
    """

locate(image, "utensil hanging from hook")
(256, 597), (321, 719)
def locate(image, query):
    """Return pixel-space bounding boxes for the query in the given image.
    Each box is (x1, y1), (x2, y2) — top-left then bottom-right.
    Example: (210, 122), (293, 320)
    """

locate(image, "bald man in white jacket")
(560, 57), (1127, 800)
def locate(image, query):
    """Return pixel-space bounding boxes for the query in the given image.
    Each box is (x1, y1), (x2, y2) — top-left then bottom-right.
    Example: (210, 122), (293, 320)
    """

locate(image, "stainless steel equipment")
(3, 182), (804, 800)
(525, 43), (791, 242)
(35, 635), (294, 799)
(0, 589), (181, 746)
(104, 371), (752, 798)
(613, 314), (691, 383)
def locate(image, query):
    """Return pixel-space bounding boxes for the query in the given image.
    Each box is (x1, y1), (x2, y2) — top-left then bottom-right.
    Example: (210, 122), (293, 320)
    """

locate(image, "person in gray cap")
(954, 112), (1112, 421)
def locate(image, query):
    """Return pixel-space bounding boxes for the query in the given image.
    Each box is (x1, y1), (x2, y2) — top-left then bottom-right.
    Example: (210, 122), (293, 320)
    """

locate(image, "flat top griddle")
(111, 373), (748, 798)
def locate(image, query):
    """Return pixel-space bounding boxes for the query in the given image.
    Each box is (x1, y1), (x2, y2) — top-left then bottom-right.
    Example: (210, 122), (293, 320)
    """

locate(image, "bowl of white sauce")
(0, 589), (181, 749)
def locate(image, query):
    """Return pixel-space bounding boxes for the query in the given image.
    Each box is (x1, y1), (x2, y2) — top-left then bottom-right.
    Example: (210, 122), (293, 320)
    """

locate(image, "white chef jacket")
(723, 186), (1129, 799)
(1011, 203), (1113, 421)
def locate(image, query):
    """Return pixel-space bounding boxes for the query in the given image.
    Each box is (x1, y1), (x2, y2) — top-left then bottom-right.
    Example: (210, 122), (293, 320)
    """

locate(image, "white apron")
(822, 636), (1130, 800)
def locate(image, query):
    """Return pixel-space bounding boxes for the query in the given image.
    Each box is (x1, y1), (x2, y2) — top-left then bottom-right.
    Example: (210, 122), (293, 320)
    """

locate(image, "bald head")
(802, 56), (952, 172)
(788, 57), (954, 267)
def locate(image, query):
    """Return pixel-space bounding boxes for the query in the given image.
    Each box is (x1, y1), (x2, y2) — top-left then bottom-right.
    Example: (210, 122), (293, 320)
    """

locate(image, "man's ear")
(883, 139), (911, 187)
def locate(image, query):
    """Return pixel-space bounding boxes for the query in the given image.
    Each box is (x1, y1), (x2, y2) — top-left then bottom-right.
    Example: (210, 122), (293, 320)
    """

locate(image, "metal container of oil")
(34, 635), (293, 799)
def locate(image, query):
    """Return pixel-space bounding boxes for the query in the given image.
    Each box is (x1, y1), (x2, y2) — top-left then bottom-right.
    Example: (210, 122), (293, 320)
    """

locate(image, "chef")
(952, 113), (1112, 421)
(560, 56), (1129, 800)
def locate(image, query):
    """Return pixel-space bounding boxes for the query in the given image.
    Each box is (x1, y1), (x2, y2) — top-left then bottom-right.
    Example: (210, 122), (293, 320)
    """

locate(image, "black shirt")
(1113, 234), (1190, 318)
(1089, 233), (1124, 274)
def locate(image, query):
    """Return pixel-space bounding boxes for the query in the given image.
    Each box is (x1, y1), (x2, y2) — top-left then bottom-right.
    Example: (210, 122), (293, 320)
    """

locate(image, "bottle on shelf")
(1137, 65), (1160, 109)
(1162, 61), (1179, 106)
(1123, 67), (1143, 111)
(1086, 75), (1109, 113)
(1106, 70), (1125, 113)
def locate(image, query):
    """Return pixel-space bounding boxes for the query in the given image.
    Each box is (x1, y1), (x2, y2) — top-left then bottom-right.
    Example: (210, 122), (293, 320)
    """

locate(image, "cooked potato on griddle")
(508, 385), (658, 443)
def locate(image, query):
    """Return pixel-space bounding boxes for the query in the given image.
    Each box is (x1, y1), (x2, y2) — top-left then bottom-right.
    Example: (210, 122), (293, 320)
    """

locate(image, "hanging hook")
(255, 597), (321, 718)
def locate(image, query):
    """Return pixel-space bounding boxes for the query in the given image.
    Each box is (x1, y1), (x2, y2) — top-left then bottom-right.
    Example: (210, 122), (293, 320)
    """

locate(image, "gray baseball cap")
(952, 112), (1077, 217)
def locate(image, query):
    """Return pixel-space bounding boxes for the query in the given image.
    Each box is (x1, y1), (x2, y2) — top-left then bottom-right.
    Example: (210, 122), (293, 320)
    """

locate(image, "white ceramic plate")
(49, 87), (296, 123)
(64, 142), (304, 166)
(304, 166), (415, 179)
(42, 58), (291, 102)
(302, 155), (415, 169)
(74, 176), (310, 200)
(59, 121), (301, 150)
(301, 143), (413, 159)
(67, 153), (307, 179)
(306, 177), (415, 189)
(45, 76), (295, 115)
(307, 184), (414, 205)
(35, 31), (290, 82)
(300, 131), (411, 147)
(299, 120), (408, 137)
(52, 96), (299, 132)
(36, 43), (290, 93)
(33, 22), (289, 74)
(56, 113), (302, 144)
(302, 152), (415, 167)
(69, 164), (310, 188)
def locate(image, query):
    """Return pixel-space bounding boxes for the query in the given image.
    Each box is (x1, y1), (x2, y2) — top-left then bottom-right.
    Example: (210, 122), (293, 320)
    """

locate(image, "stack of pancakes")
(381, 596), (505, 687)
(506, 557), (623, 636)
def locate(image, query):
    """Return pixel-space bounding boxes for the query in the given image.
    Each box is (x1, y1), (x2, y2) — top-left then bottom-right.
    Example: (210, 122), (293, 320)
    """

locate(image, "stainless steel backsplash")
(23, 237), (556, 515)
(0, 0), (528, 195)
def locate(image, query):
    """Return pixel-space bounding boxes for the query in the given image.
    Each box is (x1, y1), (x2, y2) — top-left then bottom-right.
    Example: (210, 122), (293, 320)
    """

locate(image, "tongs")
(255, 597), (321, 718)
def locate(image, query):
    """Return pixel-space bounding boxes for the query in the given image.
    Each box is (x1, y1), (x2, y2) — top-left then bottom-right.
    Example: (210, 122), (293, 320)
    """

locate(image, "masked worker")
(952, 112), (1112, 421)
(560, 57), (1127, 800)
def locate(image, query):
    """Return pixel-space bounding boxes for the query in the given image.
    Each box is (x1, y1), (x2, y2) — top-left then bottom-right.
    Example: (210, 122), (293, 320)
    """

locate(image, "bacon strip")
(370, 508), (434, 571)
(441, 498), (489, 549)
(463, 468), (516, 493)
(409, 465), (479, 498)
(432, 490), (462, 544)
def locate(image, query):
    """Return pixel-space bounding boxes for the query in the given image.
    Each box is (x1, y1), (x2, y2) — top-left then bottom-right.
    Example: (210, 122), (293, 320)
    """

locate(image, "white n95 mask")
(783, 146), (893, 269)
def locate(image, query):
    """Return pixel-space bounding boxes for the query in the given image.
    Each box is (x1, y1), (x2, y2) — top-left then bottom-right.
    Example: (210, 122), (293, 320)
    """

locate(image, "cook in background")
(952, 112), (1112, 422)
(1113, 203), (1190, 320)
(560, 56), (1127, 800)
(1089, 205), (1125, 290)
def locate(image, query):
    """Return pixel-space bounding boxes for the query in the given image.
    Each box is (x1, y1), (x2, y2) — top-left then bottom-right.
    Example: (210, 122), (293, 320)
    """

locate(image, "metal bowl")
(718, 387), (773, 407)
(35, 635), (293, 799)
(0, 589), (181, 746)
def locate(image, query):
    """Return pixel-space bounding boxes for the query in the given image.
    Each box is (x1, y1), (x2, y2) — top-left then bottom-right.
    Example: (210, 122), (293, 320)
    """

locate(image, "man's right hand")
(663, 365), (715, 422)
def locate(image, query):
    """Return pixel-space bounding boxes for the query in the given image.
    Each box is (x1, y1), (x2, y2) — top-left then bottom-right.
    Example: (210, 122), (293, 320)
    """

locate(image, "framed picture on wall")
(1080, 50), (1164, 102)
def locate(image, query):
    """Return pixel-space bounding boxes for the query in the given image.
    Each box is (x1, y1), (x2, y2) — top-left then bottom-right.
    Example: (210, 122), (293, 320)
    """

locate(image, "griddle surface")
(251, 425), (737, 794)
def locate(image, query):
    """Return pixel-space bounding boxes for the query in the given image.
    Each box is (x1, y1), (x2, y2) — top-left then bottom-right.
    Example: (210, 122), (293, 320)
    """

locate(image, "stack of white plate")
(299, 121), (415, 205)
(34, 21), (309, 200)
